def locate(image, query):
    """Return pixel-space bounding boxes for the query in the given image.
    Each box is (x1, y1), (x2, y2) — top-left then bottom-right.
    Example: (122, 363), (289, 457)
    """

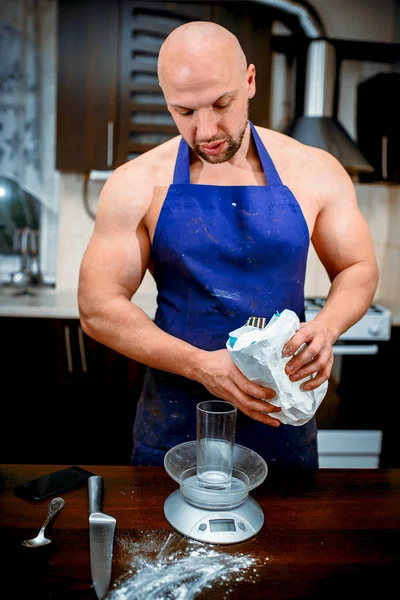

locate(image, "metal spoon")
(22, 497), (65, 547)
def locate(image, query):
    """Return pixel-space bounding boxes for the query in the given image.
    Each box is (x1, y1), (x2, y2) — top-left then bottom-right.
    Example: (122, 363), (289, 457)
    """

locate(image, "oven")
(304, 298), (392, 468)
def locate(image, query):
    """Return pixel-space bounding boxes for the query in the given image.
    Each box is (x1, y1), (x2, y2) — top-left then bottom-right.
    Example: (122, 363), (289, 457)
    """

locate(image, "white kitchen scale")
(164, 440), (268, 544)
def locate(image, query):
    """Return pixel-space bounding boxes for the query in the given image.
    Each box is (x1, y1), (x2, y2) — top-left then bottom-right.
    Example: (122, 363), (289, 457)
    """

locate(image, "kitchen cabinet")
(56, 0), (120, 171)
(1, 317), (145, 465)
(56, 0), (273, 171)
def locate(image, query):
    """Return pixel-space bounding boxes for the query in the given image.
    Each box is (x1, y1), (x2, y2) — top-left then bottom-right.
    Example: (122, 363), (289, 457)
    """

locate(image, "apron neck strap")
(172, 138), (190, 184)
(172, 122), (283, 186)
(249, 121), (282, 186)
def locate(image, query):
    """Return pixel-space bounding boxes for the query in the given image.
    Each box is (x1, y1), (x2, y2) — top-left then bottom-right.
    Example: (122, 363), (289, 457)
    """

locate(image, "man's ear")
(247, 64), (256, 99)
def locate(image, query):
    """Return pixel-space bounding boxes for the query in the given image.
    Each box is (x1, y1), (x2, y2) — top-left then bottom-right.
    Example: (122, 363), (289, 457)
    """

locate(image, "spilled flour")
(108, 530), (267, 600)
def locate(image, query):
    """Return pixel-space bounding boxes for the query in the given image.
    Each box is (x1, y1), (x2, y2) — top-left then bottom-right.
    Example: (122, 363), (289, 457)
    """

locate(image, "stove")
(305, 298), (392, 469)
(304, 298), (392, 342)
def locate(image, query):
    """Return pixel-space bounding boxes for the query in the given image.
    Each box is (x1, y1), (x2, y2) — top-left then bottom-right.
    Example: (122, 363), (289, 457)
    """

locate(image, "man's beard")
(193, 117), (249, 164)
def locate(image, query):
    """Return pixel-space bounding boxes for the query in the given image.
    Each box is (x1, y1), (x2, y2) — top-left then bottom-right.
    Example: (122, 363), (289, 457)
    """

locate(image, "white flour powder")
(109, 530), (267, 599)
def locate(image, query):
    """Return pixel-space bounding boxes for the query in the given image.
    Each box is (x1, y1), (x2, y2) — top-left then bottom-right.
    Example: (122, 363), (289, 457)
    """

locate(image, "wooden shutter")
(115, 1), (211, 165)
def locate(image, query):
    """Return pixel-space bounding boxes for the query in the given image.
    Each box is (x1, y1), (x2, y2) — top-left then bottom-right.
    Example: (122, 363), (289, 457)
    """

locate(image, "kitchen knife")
(88, 476), (116, 600)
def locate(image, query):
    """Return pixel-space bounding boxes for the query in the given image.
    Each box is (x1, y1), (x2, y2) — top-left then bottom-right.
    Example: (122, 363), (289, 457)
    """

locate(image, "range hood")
(254, 1), (374, 174)
(284, 39), (374, 174)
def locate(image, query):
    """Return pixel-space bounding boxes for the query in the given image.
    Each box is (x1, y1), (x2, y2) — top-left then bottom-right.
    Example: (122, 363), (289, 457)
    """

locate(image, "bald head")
(157, 21), (255, 164)
(158, 21), (247, 91)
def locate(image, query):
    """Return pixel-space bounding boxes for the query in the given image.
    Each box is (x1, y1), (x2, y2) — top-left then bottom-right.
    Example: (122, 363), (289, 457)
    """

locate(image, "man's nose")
(195, 109), (219, 141)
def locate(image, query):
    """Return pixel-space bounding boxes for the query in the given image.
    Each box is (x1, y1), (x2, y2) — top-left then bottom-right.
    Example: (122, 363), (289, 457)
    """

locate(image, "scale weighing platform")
(164, 440), (268, 544)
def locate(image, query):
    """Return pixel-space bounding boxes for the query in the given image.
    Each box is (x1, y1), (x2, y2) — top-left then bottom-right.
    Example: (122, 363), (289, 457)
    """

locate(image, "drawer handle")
(64, 325), (73, 373)
(332, 344), (378, 355)
(78, 326), (88, 373)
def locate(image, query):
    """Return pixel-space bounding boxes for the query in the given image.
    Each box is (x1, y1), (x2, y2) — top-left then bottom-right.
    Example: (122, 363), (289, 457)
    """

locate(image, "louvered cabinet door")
(115, 1), (211, 166)
(115, 0), (272, 167)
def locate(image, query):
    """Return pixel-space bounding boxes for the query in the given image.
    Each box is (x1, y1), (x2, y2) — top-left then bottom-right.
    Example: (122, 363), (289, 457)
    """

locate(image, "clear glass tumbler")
(196, 400), (237, 489)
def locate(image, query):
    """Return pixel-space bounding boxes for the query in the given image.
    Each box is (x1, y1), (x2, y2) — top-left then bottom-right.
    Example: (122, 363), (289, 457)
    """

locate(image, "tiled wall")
(56, 173), (400, 305)
(304, 183), (400, 302)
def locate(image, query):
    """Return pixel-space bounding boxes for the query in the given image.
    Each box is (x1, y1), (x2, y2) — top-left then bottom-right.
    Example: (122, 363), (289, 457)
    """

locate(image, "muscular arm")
(283, 151), (379, 389)
(78, 161), (279, 425)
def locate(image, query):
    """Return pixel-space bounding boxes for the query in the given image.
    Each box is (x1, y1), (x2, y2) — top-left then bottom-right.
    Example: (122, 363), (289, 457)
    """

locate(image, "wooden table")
(1, 465), (399, 599)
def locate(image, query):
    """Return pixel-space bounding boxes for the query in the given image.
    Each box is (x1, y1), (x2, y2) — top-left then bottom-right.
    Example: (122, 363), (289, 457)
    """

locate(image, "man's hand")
(194, 349), (281, 427)
(282, 319), (335, 391)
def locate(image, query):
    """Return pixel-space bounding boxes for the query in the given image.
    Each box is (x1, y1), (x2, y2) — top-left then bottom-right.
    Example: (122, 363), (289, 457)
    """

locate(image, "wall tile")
(56, 233), (91, 291)
(377, 245), (400, 302)
(58, 174), (99, 237)
(305, 245), (330, 297)
(388, 187), (400, 248)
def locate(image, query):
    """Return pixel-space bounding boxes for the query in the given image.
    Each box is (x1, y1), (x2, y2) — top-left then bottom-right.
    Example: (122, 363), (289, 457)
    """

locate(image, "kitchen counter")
(0, 285), (158, 319)
(1, 464), (399, 599)
(1, 284), (399, 325)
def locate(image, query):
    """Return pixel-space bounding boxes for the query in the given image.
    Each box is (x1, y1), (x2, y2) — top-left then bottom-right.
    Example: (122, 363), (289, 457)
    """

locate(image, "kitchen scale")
(164, 440), (268, 544)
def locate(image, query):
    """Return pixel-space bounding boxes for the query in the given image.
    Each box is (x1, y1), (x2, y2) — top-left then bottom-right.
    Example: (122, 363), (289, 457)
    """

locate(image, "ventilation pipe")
(255, 0), (374, 173)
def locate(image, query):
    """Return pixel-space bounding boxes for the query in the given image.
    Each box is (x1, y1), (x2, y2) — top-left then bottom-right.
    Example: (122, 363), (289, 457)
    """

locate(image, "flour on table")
(109, 530), (267, 599)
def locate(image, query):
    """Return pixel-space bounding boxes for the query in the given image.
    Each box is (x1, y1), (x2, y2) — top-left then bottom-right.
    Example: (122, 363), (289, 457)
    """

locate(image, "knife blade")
(88, 476), (116, 600)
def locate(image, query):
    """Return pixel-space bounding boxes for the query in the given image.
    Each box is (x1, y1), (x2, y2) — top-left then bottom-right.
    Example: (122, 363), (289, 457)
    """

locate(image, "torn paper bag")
(226, 309), (328, 426)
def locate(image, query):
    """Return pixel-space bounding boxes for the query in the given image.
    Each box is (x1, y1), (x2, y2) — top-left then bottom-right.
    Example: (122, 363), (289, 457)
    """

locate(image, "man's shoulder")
(254, 125), (337, 169)
(110, 135), (182, 185)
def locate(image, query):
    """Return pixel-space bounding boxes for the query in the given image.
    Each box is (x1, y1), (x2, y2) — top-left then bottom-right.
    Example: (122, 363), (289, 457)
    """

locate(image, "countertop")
(1, 284), (399, 325)
(1, 464), (399, 599)
(0, 285), (158, 319)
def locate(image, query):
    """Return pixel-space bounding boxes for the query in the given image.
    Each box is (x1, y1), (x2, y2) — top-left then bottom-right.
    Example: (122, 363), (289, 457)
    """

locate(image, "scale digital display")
(209, 519), (236, 532)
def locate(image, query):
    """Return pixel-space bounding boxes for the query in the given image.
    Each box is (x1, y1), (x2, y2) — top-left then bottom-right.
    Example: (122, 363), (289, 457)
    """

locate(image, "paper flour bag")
(226, 309), (328, 426)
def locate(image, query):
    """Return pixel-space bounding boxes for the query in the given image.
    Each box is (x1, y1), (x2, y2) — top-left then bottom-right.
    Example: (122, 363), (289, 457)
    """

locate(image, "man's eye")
(214, 104), (229, 110)
(179, 110), (194, 117)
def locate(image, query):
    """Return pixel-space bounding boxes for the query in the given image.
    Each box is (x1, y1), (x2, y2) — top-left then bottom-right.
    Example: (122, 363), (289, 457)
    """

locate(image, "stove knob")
(368, 324), (381, 336)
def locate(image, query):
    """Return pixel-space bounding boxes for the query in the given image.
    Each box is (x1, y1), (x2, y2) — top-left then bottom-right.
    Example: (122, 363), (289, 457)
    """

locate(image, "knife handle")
(88, 476), (103, 514)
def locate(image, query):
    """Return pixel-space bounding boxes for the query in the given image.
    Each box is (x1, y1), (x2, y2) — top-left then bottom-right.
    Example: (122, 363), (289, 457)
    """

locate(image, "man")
(78, 21), (378, 468)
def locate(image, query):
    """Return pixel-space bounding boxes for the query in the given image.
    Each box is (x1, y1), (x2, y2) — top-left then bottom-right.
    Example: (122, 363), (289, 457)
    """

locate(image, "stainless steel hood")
(284, 39), (374, 174)
(254, 1), (374, 174)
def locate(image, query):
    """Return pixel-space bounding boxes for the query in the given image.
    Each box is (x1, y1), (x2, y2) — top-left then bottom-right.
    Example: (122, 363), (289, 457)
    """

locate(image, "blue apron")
(131, 122), (318, 468)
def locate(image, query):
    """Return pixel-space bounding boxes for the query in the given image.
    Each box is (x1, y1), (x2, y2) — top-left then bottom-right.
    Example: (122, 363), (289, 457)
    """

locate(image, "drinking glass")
(196, 400), (237, 489)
